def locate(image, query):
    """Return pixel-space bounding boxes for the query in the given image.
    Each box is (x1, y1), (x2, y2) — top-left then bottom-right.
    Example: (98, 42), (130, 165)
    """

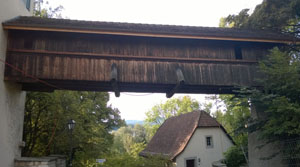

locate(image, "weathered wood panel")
(4, 30), (275, 93)
(8, 30), (275, 60)
(5, 52), (258, 84)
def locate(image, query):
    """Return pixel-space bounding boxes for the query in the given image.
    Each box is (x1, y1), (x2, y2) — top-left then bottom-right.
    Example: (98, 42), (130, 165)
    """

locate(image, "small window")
(235, 46), (243, 59)
(206, 136), (213, 148)
(185, 158), (196, 167)
(22, 0), (31, 11)
(26, 0), (31, 10)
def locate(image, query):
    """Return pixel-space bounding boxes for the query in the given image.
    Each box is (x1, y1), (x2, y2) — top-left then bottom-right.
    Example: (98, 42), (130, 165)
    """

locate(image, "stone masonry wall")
(15, 155), (66, 167)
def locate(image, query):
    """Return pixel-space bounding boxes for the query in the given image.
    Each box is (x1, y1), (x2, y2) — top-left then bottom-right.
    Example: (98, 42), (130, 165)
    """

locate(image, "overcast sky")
(47, 0), (263, 120)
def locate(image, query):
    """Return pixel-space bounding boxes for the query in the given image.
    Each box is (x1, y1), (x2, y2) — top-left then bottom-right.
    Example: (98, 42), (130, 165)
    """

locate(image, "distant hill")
(126, 120), (144, 125)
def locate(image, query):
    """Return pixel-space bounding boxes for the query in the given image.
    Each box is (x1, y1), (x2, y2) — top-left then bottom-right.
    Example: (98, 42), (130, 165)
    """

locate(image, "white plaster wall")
(0, 1), (33, 167)
(176, 128), (234, 167)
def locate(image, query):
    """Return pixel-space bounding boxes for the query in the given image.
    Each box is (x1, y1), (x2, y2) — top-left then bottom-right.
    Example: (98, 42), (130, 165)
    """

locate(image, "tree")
(22, 92), (56, 156)
(144, 96), (212, 140)
(210, 95), (250, 167)
(219, 1), (300, 164)
(243, 48), (300, 141)
(33, 0), (64, 18)
(224, 145), (247, 167)
(106, 124), (171, 167)
(219, 0), (300, 142)
(111, 124), (147, 155)
(22, 91), (125, 167)
(220, 0), (300, 33)
(213, 95), (250, 146)
(219, 9), (250, 28)
(246, 0), (300, 31)
(235, 47), (300, 165)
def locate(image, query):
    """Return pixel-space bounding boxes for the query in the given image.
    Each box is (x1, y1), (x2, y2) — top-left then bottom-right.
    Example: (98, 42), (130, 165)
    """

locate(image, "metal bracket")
(110, 63), (120, 97)
(166, 68), (185, 98)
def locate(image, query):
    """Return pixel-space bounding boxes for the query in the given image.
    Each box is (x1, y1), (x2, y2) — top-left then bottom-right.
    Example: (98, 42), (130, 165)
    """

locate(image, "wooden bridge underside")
(3, 17), (290, 96)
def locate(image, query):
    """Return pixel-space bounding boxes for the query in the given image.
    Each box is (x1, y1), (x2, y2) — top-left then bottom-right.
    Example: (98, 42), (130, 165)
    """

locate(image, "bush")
(224, 146), (246, 167)
(103, 153), (171, 167)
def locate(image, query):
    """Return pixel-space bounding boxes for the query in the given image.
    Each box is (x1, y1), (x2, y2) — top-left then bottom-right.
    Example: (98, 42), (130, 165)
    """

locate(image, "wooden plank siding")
(4, 30), (276, 93)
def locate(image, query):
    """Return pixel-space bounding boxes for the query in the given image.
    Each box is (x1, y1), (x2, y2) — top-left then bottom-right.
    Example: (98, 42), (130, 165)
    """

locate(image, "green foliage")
(22, 91), (125, 167)
(219, 1), (300, 162)
(245, 48), (300, 141)
(109, 123), (171, 167)
(219, 0), (300, 32)
(221, 48), (300, 163)
(128, 142), (146, 157)
(103, 154), (171, 167)
(33, 0), (64, 18)
(23, 92), (56, 156)
(219, 9), (250, 28)
(111, 124), (147, 155)
(213, 95), (250, 146)
(247, 0), (300, 31)
(146, 96), (200, 124)
(211, 95), (249, 166)
(224, 146), (247, 167)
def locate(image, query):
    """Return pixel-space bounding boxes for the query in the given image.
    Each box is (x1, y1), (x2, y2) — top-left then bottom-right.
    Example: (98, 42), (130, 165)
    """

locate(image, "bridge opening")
(2, 16), (297, 167)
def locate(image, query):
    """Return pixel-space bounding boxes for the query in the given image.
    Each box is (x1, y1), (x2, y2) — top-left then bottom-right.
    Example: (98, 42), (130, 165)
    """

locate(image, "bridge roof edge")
(3, 16), (298, 44)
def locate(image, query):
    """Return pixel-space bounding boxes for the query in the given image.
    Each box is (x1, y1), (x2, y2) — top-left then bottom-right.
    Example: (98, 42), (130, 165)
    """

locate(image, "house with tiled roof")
(140, 110), (234, 167)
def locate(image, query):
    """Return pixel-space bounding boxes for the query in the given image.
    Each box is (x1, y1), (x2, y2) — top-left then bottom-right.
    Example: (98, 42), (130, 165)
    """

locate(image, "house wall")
(176, 127), (233, 167)
(0, 1), (33, 167)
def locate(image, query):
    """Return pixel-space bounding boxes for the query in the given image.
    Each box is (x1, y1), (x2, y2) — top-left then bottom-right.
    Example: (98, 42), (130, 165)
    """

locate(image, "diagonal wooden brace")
(166, 68), (185, 98)
(110, 63), (120, 97)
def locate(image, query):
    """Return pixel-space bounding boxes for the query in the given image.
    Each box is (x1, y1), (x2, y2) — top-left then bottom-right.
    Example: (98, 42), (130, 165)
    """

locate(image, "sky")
(47, 0), (263, 120)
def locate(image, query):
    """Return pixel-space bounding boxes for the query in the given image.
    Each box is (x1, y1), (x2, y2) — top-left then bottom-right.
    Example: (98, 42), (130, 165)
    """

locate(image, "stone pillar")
(248, 104), (285, 167)
(0, 1), (33, 167)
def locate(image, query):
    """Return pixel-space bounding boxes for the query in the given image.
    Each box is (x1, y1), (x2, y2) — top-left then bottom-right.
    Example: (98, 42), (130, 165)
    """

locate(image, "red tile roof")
(140, 110), (233, 160)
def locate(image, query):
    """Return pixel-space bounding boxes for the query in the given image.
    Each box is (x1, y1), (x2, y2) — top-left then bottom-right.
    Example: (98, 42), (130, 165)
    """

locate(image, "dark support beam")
(166, 68), (185, 98)
(110, 63), (120, 97)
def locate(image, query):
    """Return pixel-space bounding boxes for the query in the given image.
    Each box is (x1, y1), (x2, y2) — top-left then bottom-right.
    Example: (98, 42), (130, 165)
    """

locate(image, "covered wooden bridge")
(2, 16), (294, 97)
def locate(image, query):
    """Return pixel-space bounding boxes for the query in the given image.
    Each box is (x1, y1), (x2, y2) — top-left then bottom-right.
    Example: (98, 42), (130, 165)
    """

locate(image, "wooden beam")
(20, 80), (237, 94)
(110, 63), (120, 97)
(166, 68), (185, 98)
(7, 49), (258, 64)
